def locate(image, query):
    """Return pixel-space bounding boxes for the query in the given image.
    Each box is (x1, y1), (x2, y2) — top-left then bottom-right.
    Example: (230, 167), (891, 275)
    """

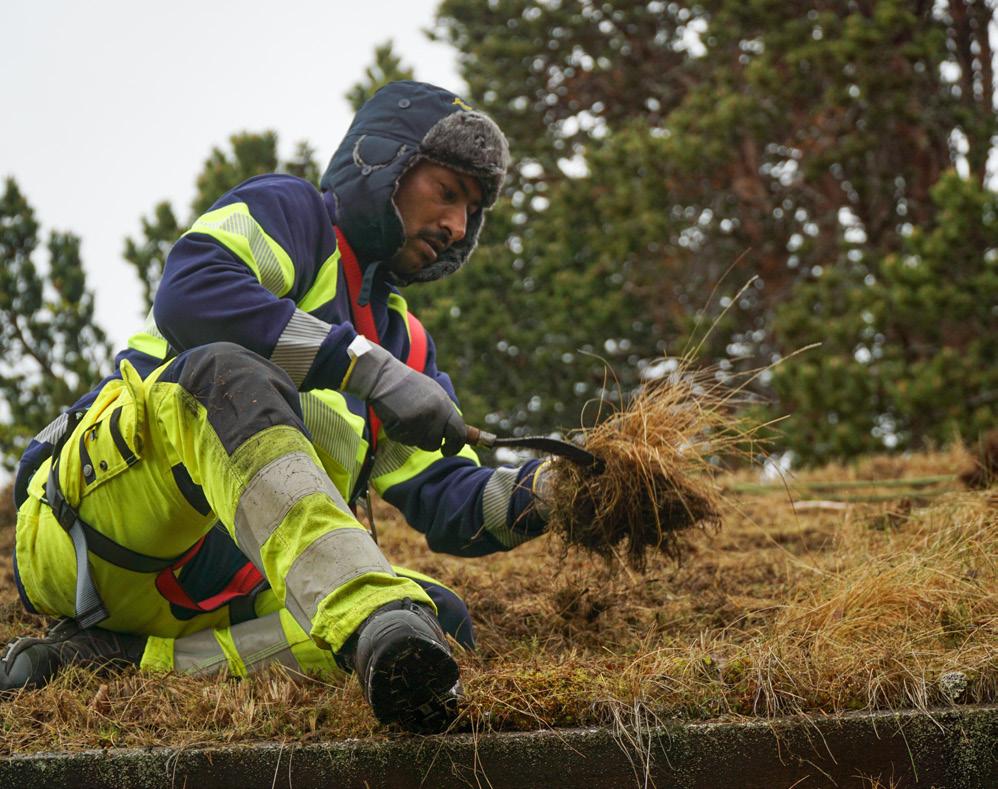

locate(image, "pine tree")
(420, 0), (996, 458)
(0, 178), (112, 467)
(771, 172), (997, 462)
(123, 132), (321, 312)
(345, 40), (416, 112)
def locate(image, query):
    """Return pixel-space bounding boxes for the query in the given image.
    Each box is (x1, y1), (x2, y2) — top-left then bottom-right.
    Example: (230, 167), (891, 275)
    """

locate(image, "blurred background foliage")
(1, 1), (994, 470)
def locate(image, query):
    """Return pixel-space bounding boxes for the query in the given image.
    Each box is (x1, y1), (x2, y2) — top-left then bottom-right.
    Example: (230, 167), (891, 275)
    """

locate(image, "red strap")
(154, 533), (263, 614)
(337, 228), (379, 343)
(336, 227), (430, 451)
(337, 228), (383, 450)
(156, 559), (264, 613)
(406, 313), (428, 372)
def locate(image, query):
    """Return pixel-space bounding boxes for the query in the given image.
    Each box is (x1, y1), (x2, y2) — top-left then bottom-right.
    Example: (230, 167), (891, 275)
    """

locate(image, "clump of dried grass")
(543, 363), (756, 570)
(0, 664), (375, 754)
(457, 489), (998, 735)
(960, 429), (998, 490)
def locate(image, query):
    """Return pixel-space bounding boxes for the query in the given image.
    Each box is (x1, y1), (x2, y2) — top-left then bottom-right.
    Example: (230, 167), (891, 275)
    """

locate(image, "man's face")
(389, 160), (484, 279)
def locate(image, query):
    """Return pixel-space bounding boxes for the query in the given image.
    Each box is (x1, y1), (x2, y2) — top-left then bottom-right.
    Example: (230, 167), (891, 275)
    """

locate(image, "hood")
(320, 80), (509, 288)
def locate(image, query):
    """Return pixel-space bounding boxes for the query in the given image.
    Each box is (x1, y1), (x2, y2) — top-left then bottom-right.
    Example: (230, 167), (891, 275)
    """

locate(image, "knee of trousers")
(157, 342), (307, 454)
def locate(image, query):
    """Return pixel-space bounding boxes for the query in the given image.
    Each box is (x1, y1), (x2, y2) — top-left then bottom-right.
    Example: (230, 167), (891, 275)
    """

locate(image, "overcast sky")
(1, 0), (461, 350)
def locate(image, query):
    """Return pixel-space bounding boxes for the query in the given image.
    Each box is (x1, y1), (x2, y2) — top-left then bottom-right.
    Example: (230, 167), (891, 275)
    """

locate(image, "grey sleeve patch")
(270, 309), (333, 387)
(481, 466), (533, 549)
(283, 527), (395, 633)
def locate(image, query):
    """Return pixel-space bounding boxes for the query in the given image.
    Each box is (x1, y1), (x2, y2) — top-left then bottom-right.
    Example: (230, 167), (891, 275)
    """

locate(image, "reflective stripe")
(371, 441), (479, 494)
(298, 248), (340, 313)
(370, 440), (418, 481)
(173, 628), (228, 675)
(127, 308), (169, 359)
(300, 391), (367, 492)
(34, 412), (70, 445)
(482, 466), (531, 548)
(387, 292), (409, 328)
(185, 202), (294, 297)
(230, 611), (302, 674)
(213, 626), (244, 676)
(284, 526), (394, 630)
(128, 332), (169, 358)
(233, 451), (350, 569)
(140, 635), (174, 672)
(270, 309), (332, 386)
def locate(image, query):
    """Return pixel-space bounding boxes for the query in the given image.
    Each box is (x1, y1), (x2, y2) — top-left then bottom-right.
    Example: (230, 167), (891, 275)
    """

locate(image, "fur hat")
(420, 108), (509, 209)
(321, 81), (510, 287)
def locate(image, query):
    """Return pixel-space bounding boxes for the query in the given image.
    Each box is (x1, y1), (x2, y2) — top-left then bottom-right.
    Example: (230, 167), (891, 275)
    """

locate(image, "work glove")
(531, 460), (556, 521)
(343, 338), (466, 456)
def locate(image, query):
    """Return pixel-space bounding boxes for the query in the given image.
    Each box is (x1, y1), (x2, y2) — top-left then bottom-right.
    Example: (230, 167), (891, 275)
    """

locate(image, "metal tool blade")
(466, 426), (604, 472)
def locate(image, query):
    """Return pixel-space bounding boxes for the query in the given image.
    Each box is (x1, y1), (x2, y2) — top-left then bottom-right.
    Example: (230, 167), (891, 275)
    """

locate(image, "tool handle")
(466, 425), (497, 448)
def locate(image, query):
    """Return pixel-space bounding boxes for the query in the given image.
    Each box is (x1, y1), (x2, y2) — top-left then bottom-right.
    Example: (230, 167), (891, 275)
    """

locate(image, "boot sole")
(365, 632), (460, 733)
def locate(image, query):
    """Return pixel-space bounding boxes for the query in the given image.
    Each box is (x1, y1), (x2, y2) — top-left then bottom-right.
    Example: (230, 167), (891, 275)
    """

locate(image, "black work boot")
(339, 599), (461, 733)
(0, 618), (146, 692)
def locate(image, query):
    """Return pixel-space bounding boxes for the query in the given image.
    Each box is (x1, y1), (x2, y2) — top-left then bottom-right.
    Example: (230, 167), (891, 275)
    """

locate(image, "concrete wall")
(3, 705), (995, 788)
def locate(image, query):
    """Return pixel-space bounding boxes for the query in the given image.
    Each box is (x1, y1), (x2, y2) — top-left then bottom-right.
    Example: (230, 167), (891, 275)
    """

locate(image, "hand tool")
(466, 426), (604, 472)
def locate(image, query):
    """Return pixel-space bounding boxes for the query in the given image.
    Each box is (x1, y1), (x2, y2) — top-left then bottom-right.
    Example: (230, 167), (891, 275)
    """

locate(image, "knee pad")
(158, 343), (306, 454)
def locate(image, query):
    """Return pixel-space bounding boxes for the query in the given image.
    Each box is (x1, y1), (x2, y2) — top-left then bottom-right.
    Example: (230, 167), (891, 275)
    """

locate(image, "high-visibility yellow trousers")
(15, 343), (440, 673)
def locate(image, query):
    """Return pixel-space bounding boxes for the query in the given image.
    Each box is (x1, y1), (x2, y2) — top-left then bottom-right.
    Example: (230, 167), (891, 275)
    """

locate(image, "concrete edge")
(2, 704), (996, 788)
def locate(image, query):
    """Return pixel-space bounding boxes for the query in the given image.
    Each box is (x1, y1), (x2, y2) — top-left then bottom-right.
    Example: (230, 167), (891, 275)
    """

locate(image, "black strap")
(108, 407), (138, 465)
(43, 411), (194, 628)
(47, 468), (184, 573)
(171, 463), (212, 516)
(79, 428), (96, 484)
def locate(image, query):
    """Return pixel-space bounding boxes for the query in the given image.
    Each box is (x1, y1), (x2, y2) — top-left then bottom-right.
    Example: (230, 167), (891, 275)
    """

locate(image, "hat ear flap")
(354, 135), (409, 174)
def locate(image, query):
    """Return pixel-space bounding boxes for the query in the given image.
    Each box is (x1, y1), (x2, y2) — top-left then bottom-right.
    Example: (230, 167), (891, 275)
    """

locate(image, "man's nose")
(441, 206), (467, 244)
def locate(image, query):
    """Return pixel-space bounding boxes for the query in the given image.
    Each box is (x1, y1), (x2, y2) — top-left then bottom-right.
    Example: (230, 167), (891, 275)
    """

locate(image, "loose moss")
(543, 363), (752, 569)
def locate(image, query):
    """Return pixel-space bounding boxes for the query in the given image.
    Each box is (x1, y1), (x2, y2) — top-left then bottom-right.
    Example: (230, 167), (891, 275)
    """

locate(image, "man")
(3, 81), (551, 734)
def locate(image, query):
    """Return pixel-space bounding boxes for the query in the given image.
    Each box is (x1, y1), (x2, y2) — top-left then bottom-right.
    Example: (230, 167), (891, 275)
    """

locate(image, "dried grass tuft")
(542, 362), (756, 570)
(959, 429), (998, 490)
